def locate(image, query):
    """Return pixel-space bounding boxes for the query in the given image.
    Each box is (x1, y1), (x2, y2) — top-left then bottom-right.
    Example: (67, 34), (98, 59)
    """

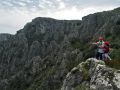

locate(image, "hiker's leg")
(106, 53), (112, 60)
(100, 53), (103, 60)
(96, 52), (100, 60)
(104, 53), (108, 60)
(102, 54), (105, 60)
(104, 54), (109, 64)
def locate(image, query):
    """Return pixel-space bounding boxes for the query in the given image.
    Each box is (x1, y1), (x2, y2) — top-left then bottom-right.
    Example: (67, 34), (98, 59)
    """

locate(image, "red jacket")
(104, 42), (110, 53)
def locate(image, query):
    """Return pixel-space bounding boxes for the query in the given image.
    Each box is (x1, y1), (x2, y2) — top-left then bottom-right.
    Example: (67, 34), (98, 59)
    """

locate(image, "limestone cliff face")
(0, 18), (82, 90)
(0, 34), (12, 41)
(61, 58), (120, 90)
(0, 7), (120, 90)
(78, 8), (120, 44)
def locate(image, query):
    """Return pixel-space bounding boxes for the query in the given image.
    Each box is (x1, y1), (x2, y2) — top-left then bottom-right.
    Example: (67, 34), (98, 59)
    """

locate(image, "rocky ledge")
(61, 58), (120, 90)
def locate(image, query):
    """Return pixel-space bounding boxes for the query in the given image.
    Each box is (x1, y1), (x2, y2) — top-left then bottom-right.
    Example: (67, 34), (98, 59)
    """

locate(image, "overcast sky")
(0, 0), (120, 34)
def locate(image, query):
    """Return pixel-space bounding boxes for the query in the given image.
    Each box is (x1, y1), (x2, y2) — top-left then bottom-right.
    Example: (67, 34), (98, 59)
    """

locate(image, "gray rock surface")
(0, 33), (12, 41)
(61, 58), (120, 90)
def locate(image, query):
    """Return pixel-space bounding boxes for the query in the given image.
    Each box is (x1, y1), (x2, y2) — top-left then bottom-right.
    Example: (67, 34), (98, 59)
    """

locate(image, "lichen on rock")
(61, 58), (120, 90)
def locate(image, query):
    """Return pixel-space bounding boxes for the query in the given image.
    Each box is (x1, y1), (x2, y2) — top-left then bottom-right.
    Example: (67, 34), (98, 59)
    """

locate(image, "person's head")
(104, 42), (109, 46)
(99, 37), (104, 42)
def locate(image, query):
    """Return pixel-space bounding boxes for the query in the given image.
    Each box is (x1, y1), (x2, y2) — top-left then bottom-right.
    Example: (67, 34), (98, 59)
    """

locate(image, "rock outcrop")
(61, 58), (120, 90)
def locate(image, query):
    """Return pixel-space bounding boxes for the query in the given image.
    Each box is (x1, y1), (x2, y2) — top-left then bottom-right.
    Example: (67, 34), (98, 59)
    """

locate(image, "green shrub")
(74, 84), (89, 90)
(105, 59), (120, 69)
(70, 38), (89, 52)
(110, 49), (120, 60)
(65, 53), (78, 71)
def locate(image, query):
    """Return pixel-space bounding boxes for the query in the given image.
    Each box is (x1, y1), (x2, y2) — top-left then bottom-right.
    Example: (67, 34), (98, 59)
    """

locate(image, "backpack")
(104, 42), (110, 53)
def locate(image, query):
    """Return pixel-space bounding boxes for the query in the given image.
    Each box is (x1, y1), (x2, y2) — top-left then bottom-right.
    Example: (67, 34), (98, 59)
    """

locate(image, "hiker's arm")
(98, 45), (104, 49)
(110, 48), (114, 51)
(92, 42), (97, 45)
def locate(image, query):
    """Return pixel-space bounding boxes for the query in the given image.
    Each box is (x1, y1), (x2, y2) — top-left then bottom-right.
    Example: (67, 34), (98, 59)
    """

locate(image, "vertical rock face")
(0, 34), (12, 41)
(0, 7), (120, 90)
(61, 58), (120, 90)
(78, 8), (120, 44)
(0, 18), (83, 90)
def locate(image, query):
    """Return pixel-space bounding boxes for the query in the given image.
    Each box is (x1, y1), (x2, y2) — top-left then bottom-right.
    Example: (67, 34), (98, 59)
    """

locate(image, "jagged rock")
(61, 58), (120, 90)
(0, 34), (12, 41)
(31, 56), (42, 74)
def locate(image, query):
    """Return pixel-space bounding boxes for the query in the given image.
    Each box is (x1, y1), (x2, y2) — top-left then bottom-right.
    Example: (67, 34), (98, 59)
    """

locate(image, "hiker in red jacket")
(92, 37), (105, 60)
(103, 42), (112, 60)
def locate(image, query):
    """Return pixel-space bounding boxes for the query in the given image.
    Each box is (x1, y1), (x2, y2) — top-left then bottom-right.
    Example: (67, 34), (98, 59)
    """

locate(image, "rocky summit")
(61, 58), (120, 90)
(0, 7), (120, 90)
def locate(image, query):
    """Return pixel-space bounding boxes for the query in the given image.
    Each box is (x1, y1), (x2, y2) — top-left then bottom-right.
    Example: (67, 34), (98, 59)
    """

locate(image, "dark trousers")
(96, 52), (103, 60)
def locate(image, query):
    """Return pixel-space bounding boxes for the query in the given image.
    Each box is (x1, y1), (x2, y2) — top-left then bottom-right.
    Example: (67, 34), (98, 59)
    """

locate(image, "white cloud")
(56, 0), (62, 2)
(42, 0), (54, 7)
(2, 1), (13, 7)
(20, 0), (33, 3)
(0, 9), (32, 34)
(58, 2), (65, 9)
(18, 2), (26, 6)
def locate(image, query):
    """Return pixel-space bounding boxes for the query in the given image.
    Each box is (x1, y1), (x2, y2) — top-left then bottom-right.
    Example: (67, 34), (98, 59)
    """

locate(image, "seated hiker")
(103, 42), (112, 60)
(92, 37), (105, 60)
